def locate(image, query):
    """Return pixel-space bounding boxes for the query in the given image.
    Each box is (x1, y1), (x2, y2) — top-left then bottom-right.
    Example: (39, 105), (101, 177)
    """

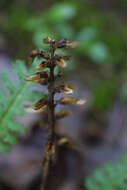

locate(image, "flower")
(59, 84), (75, 94)
(29, 49), (50, 64)
(56, 110), (73, 119)
(36, 61), (49, 70)
(56, 58), (67, 67)
(26, 98), (48, 113)
(60, 96), (86, 106)
(25, 71), (49, 82)
(57, 39), (80, 49)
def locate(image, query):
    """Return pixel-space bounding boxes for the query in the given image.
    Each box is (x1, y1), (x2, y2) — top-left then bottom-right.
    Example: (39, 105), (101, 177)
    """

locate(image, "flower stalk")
(25, 37), (85, 190)
(40, 42), (56, 190)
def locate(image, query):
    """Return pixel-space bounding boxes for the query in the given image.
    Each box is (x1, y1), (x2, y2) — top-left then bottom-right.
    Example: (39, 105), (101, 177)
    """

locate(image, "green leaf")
(85, 153), (127, 190)
(0, 59), (47, 152)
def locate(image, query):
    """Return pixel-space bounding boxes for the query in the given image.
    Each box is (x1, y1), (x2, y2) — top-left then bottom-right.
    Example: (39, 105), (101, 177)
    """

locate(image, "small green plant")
(85, 153), (127, 190)
(25, 37), (86, 189)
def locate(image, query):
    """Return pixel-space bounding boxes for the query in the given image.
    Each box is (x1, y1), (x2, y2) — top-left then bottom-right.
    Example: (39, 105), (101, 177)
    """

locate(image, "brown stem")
(40, 43), (56, 190)
(48, 43), (55, 144)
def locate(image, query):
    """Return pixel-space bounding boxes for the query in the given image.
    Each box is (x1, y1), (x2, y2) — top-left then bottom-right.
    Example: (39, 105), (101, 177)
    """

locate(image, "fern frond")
(0, 60), (46, 152)
(85, 153), (127, 190)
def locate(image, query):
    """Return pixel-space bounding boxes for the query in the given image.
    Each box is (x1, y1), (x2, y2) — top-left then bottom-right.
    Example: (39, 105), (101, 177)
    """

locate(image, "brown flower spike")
(25, 37), (86, 190)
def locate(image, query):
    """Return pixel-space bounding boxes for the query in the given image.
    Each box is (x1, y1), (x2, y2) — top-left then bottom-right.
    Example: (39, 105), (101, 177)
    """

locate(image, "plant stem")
(48, 43), (55, 145)
(40, 43), (56, 190)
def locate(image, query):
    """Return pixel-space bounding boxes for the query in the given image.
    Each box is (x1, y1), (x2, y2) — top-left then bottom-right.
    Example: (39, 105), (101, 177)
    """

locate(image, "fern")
(0, 59), (46, 153)
(85, 153), (127, 190)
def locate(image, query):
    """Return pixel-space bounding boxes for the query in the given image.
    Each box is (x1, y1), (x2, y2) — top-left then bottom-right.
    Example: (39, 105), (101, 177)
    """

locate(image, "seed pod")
(26, 98), (48, 113)
(36, 61), (50, 70)
(59, 96), (86, 106)
(59, 84), (75, 94)
(43, 37), (55, 44)
(56, 110), (73, 119)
